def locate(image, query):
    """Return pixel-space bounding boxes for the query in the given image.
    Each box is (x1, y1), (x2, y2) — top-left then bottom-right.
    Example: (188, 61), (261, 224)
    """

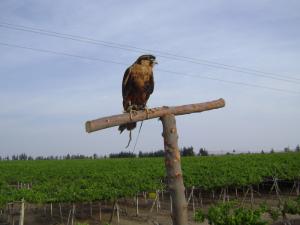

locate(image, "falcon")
(118, 55), (157, 144)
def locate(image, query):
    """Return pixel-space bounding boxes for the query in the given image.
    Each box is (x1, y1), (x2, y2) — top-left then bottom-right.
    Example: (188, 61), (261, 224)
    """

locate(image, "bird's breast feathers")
(130, 64), (153, 88)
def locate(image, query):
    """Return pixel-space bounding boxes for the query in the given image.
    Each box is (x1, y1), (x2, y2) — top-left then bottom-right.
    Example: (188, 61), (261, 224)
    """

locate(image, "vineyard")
(1, 152), (300, 206)
(1, 152), (300, 224)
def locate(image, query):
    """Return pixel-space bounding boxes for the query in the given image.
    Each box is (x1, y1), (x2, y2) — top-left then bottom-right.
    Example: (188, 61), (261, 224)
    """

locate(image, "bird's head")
(136, 54), (158, 67)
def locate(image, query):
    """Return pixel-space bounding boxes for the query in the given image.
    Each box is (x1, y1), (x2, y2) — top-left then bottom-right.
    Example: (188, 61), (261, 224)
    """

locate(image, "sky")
(0, 0), (299, 157)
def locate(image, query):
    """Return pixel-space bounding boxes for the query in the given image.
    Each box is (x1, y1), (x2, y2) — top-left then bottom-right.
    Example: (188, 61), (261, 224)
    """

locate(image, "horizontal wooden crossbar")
(85, 98), (225, 133)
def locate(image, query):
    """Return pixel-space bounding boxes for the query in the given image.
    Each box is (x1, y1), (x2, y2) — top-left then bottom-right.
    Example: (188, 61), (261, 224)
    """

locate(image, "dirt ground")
(1, 193), (300, 225)
(1, 200), (200, 225)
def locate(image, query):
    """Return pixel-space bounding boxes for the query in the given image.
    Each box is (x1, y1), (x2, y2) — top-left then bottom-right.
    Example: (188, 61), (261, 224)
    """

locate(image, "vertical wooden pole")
(19, 199), (25, 225)
(71, 203), (75, 225)
(90, 202), (93, 217)
(59, 203), (63, 223)
(116, 203), (120, 224)
(192, 194), (195, 219)
(99, 202), (102, 222)
(170, 195), (173, 214)
(161, 114), (188, 225)
(67, 209), (71, 225)
(136, 194), (139, 216)
(156, 190), (159, 213)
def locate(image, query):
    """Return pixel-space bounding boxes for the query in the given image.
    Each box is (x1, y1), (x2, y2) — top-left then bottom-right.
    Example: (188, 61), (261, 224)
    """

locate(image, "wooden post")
(90, 202), (93, 217)
(59, 203), (63, 223)
(116, 203), (120, 224)
(136, 194), (139, 216)
(99, 202), (102, 222)
(71, 203), (75, 225)
(19, 199), (25, 225)
(85, 98), (225, 225)
(67, 209), (71, 225)
(170, 195), (173, 214)
(161, 114), (188, 225)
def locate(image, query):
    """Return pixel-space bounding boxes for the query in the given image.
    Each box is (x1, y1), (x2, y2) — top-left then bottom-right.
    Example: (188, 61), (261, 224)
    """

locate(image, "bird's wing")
(122, 67), (133, 98)
(145, 71), (154, 99)
(148, 71), (154, 95)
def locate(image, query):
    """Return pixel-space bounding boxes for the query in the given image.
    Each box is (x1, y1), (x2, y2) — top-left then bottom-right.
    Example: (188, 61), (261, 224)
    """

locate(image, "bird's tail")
(118, 122), (137, 148)
(118, 122), (136, 133)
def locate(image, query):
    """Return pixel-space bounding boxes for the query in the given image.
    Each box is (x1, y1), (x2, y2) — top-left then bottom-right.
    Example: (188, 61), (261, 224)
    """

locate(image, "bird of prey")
(118, 55), (157, 146)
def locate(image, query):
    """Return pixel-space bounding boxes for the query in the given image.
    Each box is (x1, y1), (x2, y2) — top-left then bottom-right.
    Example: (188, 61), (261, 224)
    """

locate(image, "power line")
(0, 42), (127, 66)
(1, 21), (299, 84)
(1, 41), (299, 95)
(159, 68), (300, 94)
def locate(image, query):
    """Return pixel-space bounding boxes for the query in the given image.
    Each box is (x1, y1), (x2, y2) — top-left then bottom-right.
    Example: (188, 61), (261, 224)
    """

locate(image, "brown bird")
(118, 55), (157, 146)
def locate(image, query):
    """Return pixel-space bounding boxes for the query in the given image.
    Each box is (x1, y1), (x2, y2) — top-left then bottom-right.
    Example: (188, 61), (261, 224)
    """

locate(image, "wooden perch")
(85, 98), (225, 225)
(85, 98), (225, 133)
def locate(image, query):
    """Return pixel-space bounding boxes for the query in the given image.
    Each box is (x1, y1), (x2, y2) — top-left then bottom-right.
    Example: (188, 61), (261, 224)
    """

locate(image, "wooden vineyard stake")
(170, 195), (173, 214)
(67, 209), (71, 225)
(99, 202), (102, 222)
(90, 202), (93, 217)
(136, 194), (139, 216)
(19, 199), (25, 225)
(187, 186), (194, 205)
(85, 98), (225, 225)
(71, 203), (75, 225)
(116, 203), (120, 224)
(59, 203), (63, 223)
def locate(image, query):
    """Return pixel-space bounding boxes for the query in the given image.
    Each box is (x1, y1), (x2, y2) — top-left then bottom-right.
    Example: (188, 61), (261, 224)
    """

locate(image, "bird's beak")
(153, 60), (158, 65)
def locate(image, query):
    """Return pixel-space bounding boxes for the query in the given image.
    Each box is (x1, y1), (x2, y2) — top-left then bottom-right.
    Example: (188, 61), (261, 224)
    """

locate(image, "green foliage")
(268, 207), (281, 221)
(194, 208), (205, 222)
(0, 152), (300, 204)
(258, 202), (268, 213)
(207, 202), (267, 225)
(282, 199), (300, 215)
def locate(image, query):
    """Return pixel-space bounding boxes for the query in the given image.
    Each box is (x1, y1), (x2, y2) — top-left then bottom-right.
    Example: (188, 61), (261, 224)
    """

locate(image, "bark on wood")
(86, 98), (225, 133)
(161, 114), (188, 225)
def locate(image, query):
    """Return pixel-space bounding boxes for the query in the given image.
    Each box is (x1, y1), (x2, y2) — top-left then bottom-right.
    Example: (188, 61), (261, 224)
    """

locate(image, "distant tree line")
(0, 145), (299, 160)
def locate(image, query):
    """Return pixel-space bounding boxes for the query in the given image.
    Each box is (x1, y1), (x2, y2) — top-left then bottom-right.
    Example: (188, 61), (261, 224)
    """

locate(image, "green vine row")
(0, 152), (299, 207)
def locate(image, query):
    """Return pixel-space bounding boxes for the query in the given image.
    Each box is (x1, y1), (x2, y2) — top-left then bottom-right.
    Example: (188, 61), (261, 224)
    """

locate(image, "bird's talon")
(129, 109), (138, 120)
(144, 107), (151, 119)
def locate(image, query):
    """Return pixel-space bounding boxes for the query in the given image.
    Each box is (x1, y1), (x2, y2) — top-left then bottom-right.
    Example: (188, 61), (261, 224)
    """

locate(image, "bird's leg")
(126, 104), (138, 120)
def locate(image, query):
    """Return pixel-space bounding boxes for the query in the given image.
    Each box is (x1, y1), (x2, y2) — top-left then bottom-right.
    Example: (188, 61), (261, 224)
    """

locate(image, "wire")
(0, 42), (127, 66)
(132, 121), (144, 153)
(1, 21), (299, 83)
(159, 68), (300, 94)
(0, 41), (299, 95)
